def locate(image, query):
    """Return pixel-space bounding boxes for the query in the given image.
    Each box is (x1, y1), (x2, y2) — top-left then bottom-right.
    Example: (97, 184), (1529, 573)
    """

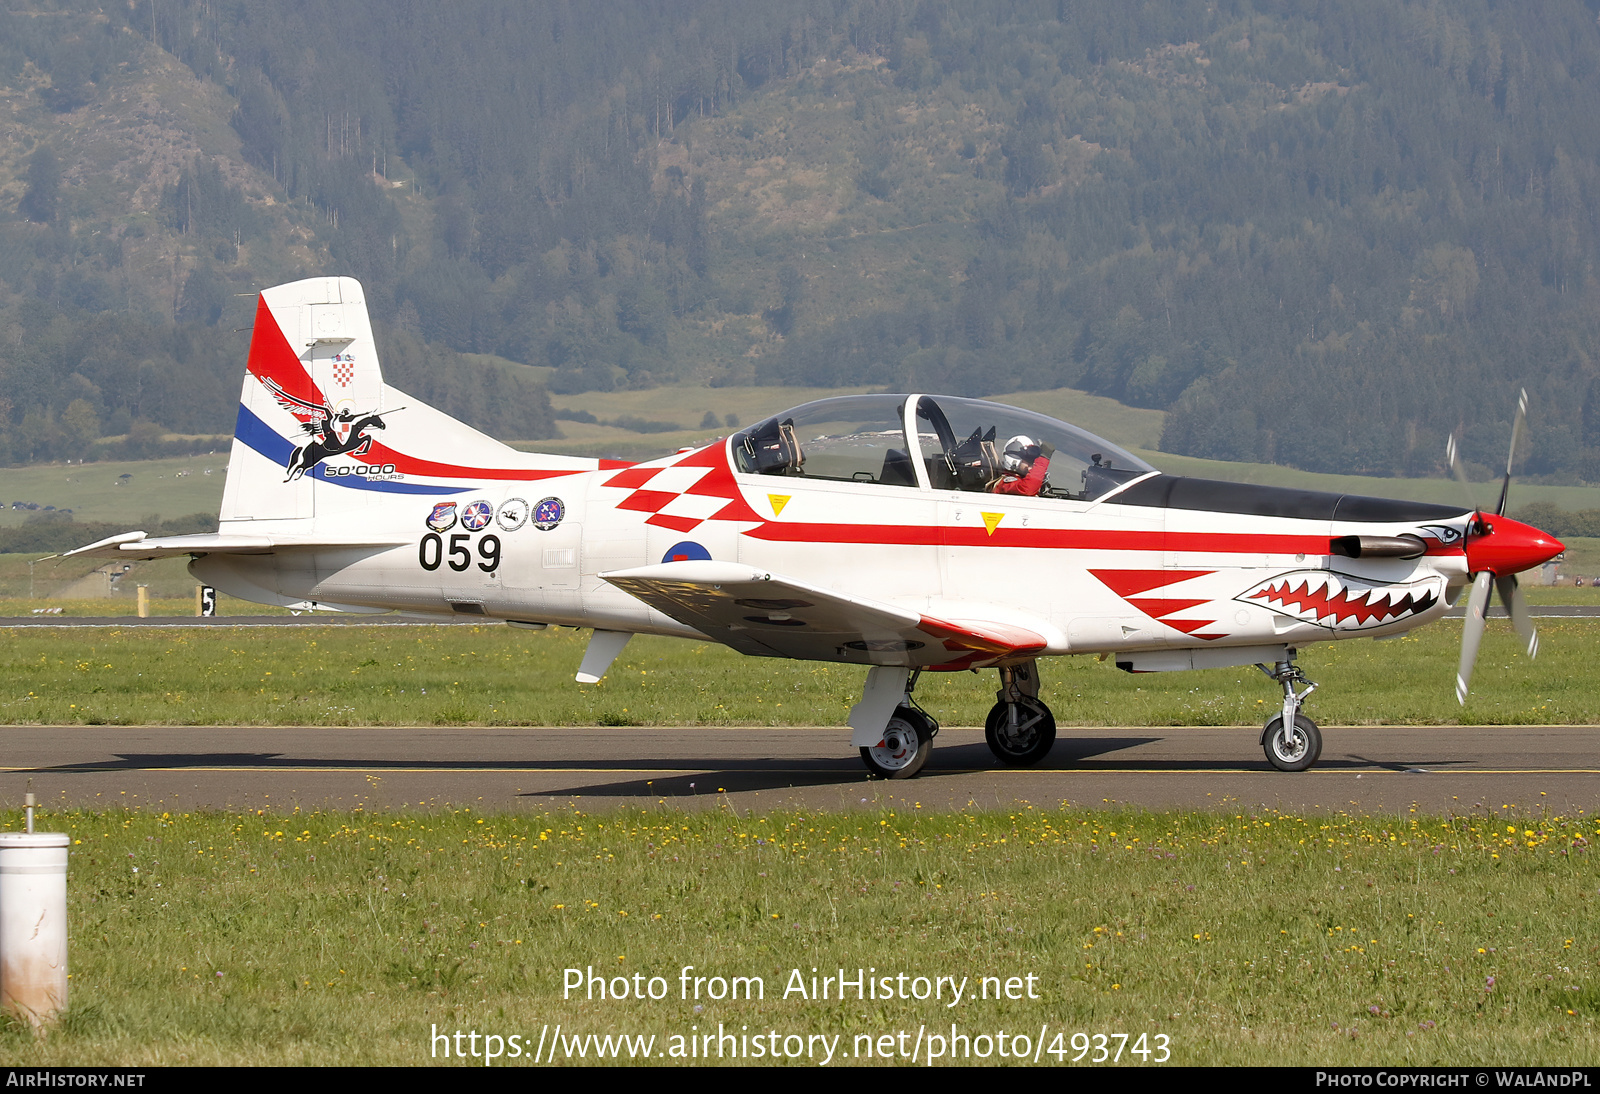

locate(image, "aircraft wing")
(60, 531), (411, 561)
(601, 561), (1048, 666)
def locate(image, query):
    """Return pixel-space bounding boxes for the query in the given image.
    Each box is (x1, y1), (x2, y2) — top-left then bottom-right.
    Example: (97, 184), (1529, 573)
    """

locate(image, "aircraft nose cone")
(1463, 515), (1564, 576)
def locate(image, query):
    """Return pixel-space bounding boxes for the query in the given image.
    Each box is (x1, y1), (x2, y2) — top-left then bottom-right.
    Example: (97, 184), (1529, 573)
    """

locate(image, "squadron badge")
(533, 497), (565, 531)
(461, 500), (494, 531)
(426, 502), (458, 532)
(497, 497), (530, 531)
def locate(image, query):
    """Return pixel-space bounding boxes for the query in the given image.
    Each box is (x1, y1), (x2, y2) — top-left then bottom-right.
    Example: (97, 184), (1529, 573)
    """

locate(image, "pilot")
(991, 435), (1054, 496)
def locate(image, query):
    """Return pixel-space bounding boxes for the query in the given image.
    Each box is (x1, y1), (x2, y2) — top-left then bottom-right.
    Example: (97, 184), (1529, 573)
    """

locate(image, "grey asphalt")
(2, 723), (1596, 817)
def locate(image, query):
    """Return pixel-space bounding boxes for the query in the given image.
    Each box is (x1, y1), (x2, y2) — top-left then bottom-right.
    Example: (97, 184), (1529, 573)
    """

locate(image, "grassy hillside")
(9, 2), (1600, 485)
(1, 454), (225, 529)
(1129, 451), (1600, 512)
(512, 379), (1168, 459)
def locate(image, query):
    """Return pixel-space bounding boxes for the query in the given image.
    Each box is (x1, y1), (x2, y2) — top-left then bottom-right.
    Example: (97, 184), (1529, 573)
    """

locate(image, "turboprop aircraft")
(68, 277), (1563, 778)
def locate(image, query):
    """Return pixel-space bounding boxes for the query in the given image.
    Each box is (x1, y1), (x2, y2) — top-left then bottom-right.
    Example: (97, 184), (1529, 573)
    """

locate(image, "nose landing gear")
(1257, 651), (1321, 772)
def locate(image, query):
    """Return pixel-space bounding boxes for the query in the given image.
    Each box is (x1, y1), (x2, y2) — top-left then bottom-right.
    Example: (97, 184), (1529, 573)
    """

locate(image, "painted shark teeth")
(1238, 571), (1445, 631)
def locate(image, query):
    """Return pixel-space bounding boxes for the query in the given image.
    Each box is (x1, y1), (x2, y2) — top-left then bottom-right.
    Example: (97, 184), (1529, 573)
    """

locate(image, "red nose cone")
(1462, 515), (1565, 576)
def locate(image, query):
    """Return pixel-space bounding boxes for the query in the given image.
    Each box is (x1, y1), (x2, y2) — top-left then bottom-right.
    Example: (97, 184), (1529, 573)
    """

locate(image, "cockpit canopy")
(729, 394), (1154, 502)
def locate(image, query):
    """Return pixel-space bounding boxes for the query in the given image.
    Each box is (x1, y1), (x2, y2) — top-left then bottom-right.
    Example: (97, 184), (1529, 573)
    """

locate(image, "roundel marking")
(661, 540), (712, 564)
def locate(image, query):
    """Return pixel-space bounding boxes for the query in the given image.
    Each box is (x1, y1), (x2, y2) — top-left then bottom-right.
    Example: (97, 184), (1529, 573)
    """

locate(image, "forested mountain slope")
(3, 0), (1599, 483)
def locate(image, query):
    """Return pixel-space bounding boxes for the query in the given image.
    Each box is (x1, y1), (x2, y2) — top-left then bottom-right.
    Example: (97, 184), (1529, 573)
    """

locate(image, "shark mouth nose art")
(1239, 571), (1444, 631)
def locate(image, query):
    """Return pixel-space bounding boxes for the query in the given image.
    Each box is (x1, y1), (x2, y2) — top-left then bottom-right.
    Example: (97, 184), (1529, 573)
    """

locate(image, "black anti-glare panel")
(1106, 476), (1465, 524)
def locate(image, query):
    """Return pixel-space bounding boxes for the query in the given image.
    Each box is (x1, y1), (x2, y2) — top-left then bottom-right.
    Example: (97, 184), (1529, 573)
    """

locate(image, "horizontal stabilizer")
(61, 531), (410, 561)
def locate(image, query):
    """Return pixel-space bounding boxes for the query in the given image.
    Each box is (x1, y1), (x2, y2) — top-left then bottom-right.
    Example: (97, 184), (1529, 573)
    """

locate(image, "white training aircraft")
(69, 277), (1563, 777)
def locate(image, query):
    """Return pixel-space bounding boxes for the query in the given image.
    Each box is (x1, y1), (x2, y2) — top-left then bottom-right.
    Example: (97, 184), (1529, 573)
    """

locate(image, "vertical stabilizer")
(218, 276), (610, 535)
(222, 277), (382, 524)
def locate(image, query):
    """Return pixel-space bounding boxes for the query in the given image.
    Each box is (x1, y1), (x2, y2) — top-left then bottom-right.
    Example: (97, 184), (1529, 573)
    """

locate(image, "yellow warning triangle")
(768, 494), (791, 517)
(981, 511), (1004, 536)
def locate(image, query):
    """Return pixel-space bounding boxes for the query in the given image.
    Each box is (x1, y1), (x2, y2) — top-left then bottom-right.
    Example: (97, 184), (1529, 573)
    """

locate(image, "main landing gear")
(859, 703), (937, 779)
(852, 667), (942, 779)
(1257, 650), (1322, 772)
(851, 661), (1060, 779)
(985, 660), (1056, 766)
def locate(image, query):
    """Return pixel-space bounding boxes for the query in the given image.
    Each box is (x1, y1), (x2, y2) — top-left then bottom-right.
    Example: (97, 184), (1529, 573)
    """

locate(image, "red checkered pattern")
(603, 444), (762, 532)
(332, 361), (354, 387)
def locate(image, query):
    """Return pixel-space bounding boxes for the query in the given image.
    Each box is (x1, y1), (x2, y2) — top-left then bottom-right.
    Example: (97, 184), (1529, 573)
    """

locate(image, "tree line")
(5, 1), (1600, 484)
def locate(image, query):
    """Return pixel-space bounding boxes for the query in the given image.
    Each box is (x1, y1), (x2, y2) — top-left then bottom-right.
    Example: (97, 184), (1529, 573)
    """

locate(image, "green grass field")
(1, 618), (1594, 728)
(3, 592), (1595, 1066)
(1, 804), (1594, 1065)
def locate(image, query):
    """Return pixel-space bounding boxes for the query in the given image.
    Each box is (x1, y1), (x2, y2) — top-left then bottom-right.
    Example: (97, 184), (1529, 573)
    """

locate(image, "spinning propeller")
(1446, 389), (1562, 703)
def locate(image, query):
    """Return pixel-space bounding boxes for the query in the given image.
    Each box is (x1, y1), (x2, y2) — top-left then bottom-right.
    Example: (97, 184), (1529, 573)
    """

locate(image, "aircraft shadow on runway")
(527, 743), (1481, 797)
(1340, 754), (1475, 773)
(21, 738), (1478, 797)
(23, 738), (1147, 774)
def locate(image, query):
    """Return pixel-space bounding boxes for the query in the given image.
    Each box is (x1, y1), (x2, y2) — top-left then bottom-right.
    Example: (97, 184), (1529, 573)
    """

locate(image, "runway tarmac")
(3, 723), (1596, 816)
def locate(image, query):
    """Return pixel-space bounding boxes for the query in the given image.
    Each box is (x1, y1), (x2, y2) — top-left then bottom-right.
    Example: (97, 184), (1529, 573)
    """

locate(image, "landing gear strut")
(854, 668), (940, 779)
(1257, 651), (1322, 772)
(984, 660), (1056, 766)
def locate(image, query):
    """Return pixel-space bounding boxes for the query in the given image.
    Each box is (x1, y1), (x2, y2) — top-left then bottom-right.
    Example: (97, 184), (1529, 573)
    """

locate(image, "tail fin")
(220, 276), (605, 531)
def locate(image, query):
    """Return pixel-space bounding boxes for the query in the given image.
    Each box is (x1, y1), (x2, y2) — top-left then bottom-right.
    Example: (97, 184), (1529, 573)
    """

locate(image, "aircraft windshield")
(730, 395), (916, 487)
(729, 393), (1153, 501)
(915, 396), (1154, 501)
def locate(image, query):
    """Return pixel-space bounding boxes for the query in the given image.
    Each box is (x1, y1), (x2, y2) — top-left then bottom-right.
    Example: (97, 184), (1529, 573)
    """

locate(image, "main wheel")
(1261, 713), (1322, 772)
(984, 697), (1057, 766)
(860, 706), (934, 779)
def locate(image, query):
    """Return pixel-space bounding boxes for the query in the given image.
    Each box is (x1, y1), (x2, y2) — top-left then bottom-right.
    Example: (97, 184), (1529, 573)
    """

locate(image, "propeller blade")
(1446, 433), (1481, 519)
(1495, 573), (1538, 659)
(1494, 387), (1528, 517)
(1456, 570), (1494, 705)
(1446, 433), (1469, 491)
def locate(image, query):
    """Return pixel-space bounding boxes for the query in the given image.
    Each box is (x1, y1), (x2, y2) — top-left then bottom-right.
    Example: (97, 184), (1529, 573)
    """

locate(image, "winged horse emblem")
(262, 376), (390, 481)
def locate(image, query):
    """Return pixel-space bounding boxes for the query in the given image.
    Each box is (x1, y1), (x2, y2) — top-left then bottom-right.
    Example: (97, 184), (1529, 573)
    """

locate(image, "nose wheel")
(1257, 651), (1322, 771)
(1262, 713), (1322, 772)
(860, 705), (935, 779)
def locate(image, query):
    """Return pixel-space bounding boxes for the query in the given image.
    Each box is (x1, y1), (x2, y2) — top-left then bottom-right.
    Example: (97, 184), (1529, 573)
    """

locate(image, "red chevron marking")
(1089, 569), (1214, 598)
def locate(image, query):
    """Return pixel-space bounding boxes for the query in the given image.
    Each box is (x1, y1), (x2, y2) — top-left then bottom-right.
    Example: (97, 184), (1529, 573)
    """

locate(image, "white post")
(0, 833), (70, 1028)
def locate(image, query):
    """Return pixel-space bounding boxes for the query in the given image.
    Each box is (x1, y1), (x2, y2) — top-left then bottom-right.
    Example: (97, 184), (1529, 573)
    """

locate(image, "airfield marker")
(0, 829), (70, 1028)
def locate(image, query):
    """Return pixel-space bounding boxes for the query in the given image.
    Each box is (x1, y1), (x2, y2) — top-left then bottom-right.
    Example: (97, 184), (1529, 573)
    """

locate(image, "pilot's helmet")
(1002, 435), (1040, 473)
